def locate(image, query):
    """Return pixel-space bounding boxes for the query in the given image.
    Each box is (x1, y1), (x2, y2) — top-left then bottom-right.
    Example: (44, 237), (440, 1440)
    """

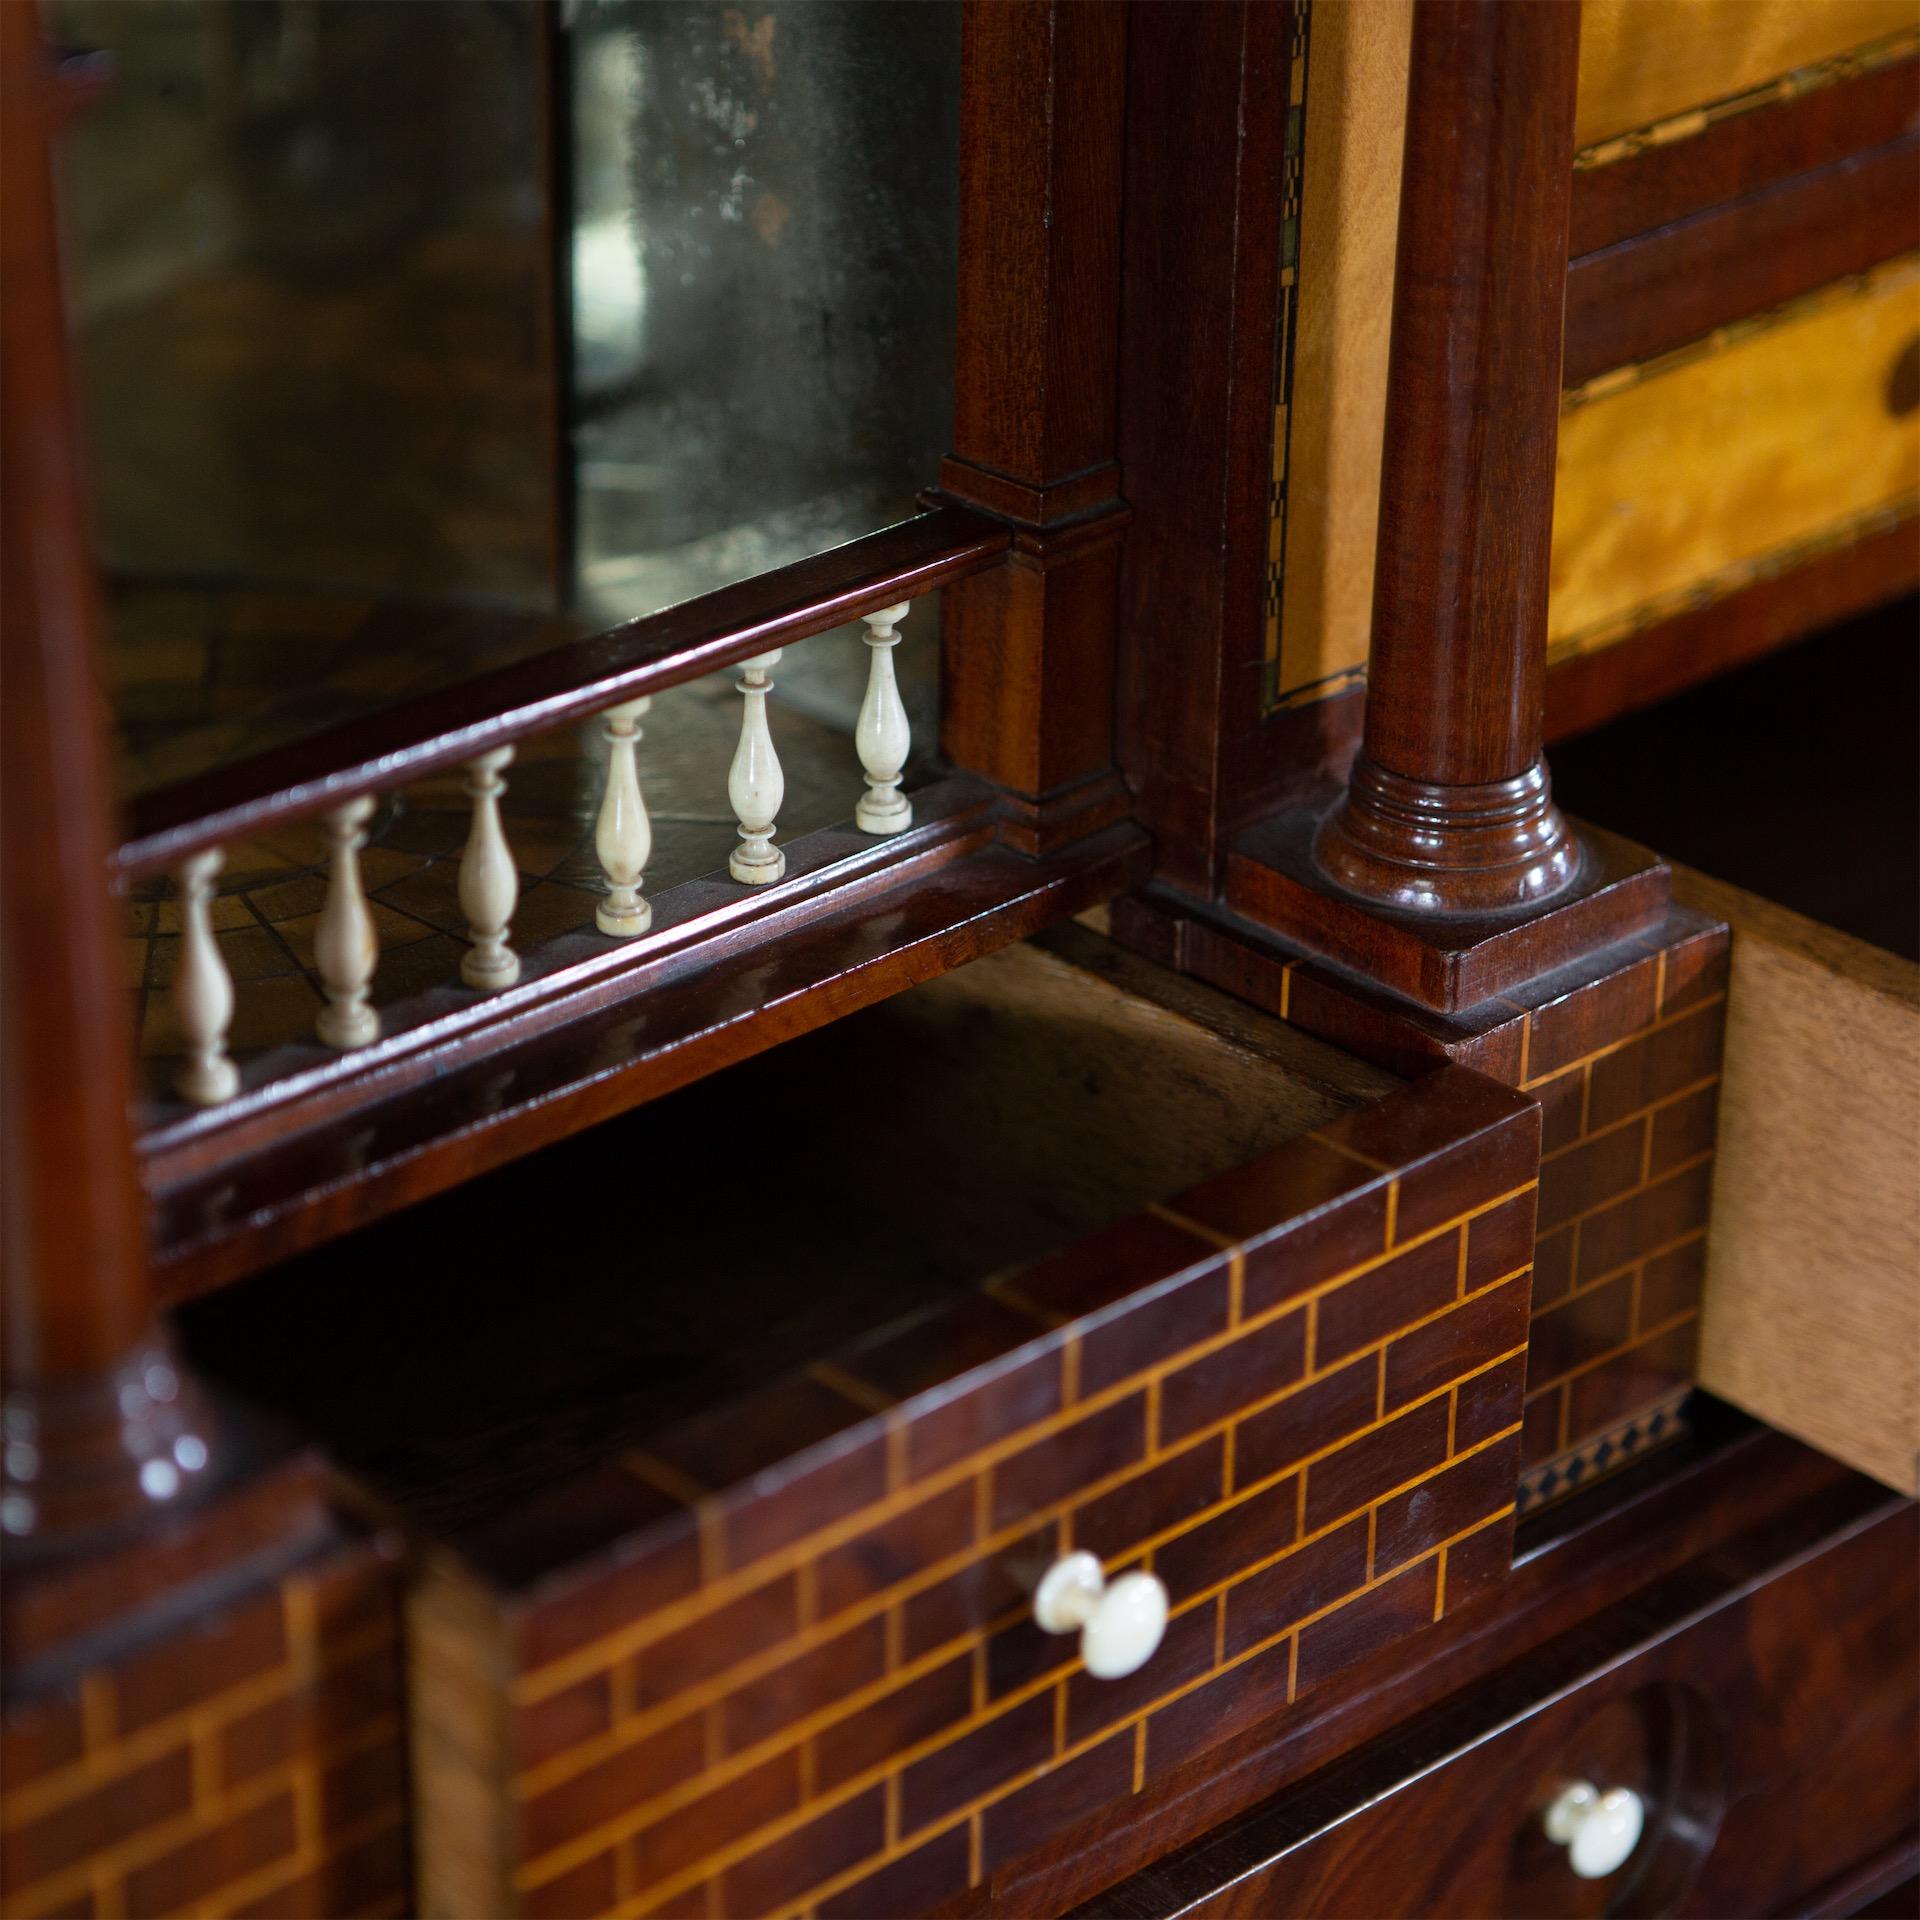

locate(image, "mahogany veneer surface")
(178, 930), (1543, 1916)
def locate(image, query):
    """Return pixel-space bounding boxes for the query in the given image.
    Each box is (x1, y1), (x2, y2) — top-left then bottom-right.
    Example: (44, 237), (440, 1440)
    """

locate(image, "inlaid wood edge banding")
(1572, 27), (1920, 171)
(1, 1619), (398, 1829)
(1517, 1386), (1691, 1513)
(3, 1716), (402, 1917)
(511, 1182), (1537, 1703)
(1517, 992), (1726, 1092)
(1549, 498), (1920, 667)
(1524, 1306), (1701, 1397)
(560, 1493), (1516, 1919)
(172, 1804), (406, 1920)
(1537, 1072), (1720, 1163)
(512, 1410), (1526, 1878)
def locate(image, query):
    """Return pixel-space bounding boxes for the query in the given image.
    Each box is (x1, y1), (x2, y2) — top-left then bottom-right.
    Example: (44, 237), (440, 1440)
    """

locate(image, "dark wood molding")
(1568, 55), (1920, 257)
(1564, 132), (1920, 389)
(116, 507), (1009, 883)
(933, 1), (1133, 822)
(1545, 515), (1920, 743)
(1114, 0), (1293, 894)
(941, 1), (1126, 524)
(0, 1), (226, 1549)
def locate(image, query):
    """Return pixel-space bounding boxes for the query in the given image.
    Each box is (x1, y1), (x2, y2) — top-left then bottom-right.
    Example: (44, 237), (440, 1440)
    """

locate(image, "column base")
(1225, 793), (1669, 1012)
(1313, 757), (1581, 915)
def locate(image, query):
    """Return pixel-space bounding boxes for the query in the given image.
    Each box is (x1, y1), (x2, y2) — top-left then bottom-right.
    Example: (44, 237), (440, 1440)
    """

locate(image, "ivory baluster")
(315, 795), (381, 1047)
(459, 746), (521, 989)
(172, 848), (239, 1105)
(728, 650), (786, 884)
(855, 602), (913, 834)
(594, 696), (653, 936)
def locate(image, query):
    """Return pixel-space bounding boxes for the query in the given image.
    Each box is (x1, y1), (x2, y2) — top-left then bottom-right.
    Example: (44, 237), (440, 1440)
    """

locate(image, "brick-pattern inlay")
(408, 1070), (1537, 1918)
(0, 1539), (406, 1920)
(1111, 893), (1729, 1511)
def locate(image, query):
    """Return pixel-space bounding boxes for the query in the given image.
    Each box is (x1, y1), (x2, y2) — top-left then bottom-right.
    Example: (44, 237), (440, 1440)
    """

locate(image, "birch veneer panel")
(1549, 260), (1920, 666)
(1574, 0), (1918, 153)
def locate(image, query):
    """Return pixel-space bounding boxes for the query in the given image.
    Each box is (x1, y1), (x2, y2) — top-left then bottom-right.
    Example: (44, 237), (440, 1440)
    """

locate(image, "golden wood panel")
(1548, 258), (1920, 658)
(1269, 0), (1411, 707)
(1574, 0), (1920, 152)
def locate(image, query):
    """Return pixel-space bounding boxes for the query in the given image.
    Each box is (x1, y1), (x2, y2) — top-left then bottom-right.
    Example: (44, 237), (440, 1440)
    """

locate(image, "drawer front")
(1089, 1495), (1919, 1920)
(407, 1066), (1538, 1919)
(1549, 258), (1919, 673)
(1674, 867), (1920, 1495)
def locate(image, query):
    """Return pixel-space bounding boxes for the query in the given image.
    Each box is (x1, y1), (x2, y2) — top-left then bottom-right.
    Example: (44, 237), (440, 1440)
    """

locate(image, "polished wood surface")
(117, 507), (1007, 882)
(1544, 516), (1920, 743)
(984, 1424), (1887, 1915)
(935, 0), (1132, 850)
(1271, 0), (1412, 715)
(1562, 133), (1920, 389)
(1551, 261), (1919, 663)
(1075, 1490), (1917, 1917)
(1113, 0), (1294, 892)
(1572, 0), (1917, 151)
(0, 1), (224, 1548)
(1314, 0), (1579, 916)
(1568, 52), (1920, 256)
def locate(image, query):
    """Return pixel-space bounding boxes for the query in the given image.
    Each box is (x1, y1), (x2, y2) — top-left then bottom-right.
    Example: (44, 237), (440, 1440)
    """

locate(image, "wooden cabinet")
(3, 2), (1915, 1916)
(1082, 1487), (1918, 1918)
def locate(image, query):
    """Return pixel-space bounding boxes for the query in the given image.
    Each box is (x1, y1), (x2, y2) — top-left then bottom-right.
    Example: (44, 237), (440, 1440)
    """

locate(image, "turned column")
(2, 3), (222, 1548)
(1315, 0), (1581, 915)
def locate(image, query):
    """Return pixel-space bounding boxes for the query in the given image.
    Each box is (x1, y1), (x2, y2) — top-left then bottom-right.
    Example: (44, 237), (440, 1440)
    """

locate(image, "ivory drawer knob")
(1543, 1780), (1646, 1879)
(1033, 1551), (1168, 1679)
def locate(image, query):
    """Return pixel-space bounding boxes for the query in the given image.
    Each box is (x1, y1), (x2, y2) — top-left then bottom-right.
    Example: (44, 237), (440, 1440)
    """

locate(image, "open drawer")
(178, 928), (1539, 1920)
(1548, 614), (1918, 1499)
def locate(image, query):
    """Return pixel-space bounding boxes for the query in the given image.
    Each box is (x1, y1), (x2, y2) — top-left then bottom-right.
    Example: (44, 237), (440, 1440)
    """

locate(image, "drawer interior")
(179, 927), (1396, 1533)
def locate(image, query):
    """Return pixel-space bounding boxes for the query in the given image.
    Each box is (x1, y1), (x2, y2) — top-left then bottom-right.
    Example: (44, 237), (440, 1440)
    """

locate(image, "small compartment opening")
(178, 930), (1395, 1534)
(1550, 596), (1919, 960)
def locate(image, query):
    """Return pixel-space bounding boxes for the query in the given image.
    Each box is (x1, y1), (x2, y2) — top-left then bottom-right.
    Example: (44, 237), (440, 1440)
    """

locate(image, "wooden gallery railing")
(5, 0), (1135, 1557)
(113, 505), (1147, 1298)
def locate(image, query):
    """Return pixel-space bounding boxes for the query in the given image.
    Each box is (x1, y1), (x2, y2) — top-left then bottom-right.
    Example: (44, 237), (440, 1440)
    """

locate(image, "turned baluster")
(459, 746), (521, 989)
(595, 696), (653, 936)
(172, 848), (239, 1105)
(728, 650), (786, 885)
(855, 602), (913, 834)
(315, 795), (381, 1047)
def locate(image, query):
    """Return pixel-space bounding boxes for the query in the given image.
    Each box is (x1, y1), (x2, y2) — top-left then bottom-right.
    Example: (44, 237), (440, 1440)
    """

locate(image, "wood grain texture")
(1113, 0), (1293, 891)
(1271, 0), (1410, 707)
(1569, 54), (1920, 256)
(1675, 866), (1919, 1495)
(1313, 0), (1583, 917)
(1544, 514), (1920, 744)
(1573, 0), (1918, 151)
(1074, 1492), (1918, 1919)
(1562, 134), (1920, 389)
(1551, 260), (1920, 658)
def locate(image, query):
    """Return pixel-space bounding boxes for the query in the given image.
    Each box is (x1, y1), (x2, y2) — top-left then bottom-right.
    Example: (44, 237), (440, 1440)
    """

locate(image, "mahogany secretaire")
(3, 2), (1915, 1917)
